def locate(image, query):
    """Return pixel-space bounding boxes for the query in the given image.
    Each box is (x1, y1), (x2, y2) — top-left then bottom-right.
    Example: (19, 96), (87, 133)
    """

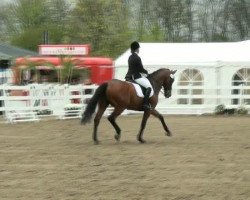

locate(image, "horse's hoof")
(93, 140), (99, 145)
(166, 131), (172, 137)
(114, 134), (120, 141)
(137, 136), (146, 143)
(139, 139), (146, 143)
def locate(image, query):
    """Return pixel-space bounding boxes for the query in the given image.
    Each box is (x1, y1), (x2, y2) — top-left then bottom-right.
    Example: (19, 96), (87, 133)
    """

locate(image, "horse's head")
(162, 69), (176, 98)
(148, 68), (177, 98)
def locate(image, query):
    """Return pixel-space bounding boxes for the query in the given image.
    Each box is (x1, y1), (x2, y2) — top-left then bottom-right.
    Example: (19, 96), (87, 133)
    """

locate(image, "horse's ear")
(171, 70), (177, 74)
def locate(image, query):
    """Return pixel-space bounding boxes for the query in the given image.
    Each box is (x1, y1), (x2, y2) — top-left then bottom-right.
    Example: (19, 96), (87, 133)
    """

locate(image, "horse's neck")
(149, 75), (163, 95)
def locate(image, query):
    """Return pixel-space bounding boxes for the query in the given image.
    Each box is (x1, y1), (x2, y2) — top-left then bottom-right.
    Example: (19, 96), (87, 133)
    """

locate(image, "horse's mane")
(148, 68), (169, 79)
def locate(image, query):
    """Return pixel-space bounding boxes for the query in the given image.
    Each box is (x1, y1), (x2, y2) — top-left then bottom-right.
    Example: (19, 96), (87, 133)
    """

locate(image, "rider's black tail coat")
(125, 52), (148, 80)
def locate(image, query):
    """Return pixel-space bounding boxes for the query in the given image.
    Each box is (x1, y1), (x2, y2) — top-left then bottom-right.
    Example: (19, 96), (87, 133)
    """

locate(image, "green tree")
(1, 0), (71, 51)
(228, 0), (249, 40)
(134, 0), (165, 42)
(1, 0), (249, 56)
(69, 0), (131, 58)
(128, 0), (195, 42)
(196, 0), (249, 42)
(46, 0), (72, 43)
(0, 5), (8, 42)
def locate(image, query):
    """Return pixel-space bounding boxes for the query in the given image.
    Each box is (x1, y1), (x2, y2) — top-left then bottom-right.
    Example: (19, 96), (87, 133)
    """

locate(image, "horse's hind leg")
(93, 102), (109, 144)
(107, 107), (124, 141)
(151, 109), (171, 136)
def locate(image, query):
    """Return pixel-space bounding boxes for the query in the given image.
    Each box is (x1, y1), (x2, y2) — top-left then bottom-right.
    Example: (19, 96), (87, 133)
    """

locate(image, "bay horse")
(81, 68), (176, 144)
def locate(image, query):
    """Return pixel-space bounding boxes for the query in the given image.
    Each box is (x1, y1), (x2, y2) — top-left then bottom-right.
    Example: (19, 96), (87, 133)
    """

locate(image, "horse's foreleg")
(107, 107), (124, 141)
(151, 109), (172, 136)
(137, 111), (151, 143)
(93, 103), (108, 144)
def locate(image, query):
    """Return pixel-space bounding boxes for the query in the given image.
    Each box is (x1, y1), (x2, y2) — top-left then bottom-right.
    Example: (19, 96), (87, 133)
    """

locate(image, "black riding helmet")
(130, 41), (140, 52)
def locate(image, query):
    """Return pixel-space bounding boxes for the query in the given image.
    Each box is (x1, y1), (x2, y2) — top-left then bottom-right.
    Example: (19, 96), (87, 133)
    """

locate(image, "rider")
(125, 41), (153, 110)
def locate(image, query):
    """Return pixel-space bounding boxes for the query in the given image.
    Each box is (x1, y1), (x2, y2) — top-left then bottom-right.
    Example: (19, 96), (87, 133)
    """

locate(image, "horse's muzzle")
(164, 91), (171, 98)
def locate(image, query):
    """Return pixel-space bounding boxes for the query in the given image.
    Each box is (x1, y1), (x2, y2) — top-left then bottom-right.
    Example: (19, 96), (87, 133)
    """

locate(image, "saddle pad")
(131, 83), (154, 98)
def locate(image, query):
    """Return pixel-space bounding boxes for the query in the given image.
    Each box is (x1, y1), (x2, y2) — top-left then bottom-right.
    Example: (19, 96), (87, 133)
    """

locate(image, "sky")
(1, 0), (13, 3)
(0, 0), (76, 6)
(0, 0), (13, 6)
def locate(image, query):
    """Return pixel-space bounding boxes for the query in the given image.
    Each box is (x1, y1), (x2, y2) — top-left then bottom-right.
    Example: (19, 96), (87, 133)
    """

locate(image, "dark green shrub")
(214, 104), (225, 115)
(237, 106), (248, 115)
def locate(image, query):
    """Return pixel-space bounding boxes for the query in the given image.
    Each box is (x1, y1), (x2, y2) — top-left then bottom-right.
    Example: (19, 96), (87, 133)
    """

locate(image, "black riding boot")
(143, 87), (151, 110)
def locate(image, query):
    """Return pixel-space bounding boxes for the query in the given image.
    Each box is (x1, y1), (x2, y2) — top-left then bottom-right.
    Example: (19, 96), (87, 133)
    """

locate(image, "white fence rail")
(0, 84), (98, 122)
(0, 84), (249, 122)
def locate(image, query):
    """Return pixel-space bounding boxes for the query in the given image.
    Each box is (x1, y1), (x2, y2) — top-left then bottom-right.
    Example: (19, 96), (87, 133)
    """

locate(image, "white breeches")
(134, 77), (154, 97)
(134, 77), (153, 90)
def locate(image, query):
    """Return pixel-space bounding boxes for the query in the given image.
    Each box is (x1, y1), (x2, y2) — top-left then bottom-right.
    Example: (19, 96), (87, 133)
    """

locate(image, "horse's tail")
(81, 82), (108, 124)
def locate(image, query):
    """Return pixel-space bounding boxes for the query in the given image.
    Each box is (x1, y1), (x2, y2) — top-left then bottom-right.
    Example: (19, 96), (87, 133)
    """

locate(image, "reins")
(160, 89), (165, 95)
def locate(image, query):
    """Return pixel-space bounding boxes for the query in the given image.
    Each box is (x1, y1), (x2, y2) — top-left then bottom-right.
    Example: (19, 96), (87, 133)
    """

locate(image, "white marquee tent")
(115, 40), (250, 114)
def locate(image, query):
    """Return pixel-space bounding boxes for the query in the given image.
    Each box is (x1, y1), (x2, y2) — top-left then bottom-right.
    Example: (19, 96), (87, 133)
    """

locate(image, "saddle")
(125, 79), (148, 97)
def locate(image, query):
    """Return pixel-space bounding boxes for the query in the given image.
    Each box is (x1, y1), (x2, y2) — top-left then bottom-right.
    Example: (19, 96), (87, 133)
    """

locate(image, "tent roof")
(115, 40), (250, 67)
(0, 43), (38, 59)
(0, 52), (12, 60)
